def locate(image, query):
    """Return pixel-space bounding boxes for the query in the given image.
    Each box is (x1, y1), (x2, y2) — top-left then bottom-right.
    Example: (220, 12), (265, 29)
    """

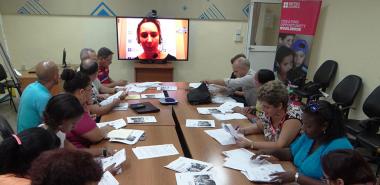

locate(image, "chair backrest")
(332, 75), (362, 107)
(363, 86), (380, 118)
(0, 115), (14, 139)
(313, 60), (338, 89)
(0, 63), (7, 81)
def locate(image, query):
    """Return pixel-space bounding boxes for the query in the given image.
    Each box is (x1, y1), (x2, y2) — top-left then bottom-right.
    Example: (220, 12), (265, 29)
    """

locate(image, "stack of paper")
(175, 172), (220, 185)
(141, 93), (165, 99)
(204, 128), (236, 145)
(196, 107), (221, 115)
(99, 91), (123, 106)
(113, 102), (129, 111)
(212, 113), (247, 120)
(100, 149), (126, 171)
(221, 148), (285, 183)
(98, 171), (119, 185)
(126, 116), (157, 124)
(186, 119), (215, 128)
(97, 119), (127, 129)
(107, 129), (145, 145)
(132, 144), (179, 160)
(157, 85), (178, 91)
(165, 157), (213, 173)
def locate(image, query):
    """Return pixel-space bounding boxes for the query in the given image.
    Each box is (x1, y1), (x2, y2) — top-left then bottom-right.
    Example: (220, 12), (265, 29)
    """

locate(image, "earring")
(323, 130), (326, 135)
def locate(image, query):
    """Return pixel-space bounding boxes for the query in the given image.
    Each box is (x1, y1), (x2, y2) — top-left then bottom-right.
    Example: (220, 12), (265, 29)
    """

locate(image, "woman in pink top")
(0, 127), (60, 185)
(60, 69), (114, 155)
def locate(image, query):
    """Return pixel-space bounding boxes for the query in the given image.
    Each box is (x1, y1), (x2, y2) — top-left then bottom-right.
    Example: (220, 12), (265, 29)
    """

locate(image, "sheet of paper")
(186, 119), (215, 128)
(217, 102), (244, 113)
(126, 116), (157, 124)
(127, 85), (147, 93)
(212, 113), (247, 120)
(113, 102), (129, 111)
(97, 119), (127, 129)
(98, 171), (119, 185)
(221, 123), (240, 139)
(109, 129), (145, 145)
(222, 148), (255, 159)
(175, 172), (220, 185)
(141, 93), (165, 99)
(135, 82), (161, 87)
(245, 164), (285, 182)
(157, 85), (178, 91)
(211, 96), (237, 104)
(132, 144), (179, 160)
(165, 157), (213, 173)
(204, 129), (236, 145)
(99, 91), (123, 106)
(100, 149), (127, 171)
(189, 83), (201, 88)
(196, 107), (221, 115)
(126, 94), (141, 100)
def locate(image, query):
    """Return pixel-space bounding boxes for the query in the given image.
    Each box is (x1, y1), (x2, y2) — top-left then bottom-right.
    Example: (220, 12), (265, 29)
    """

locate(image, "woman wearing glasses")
(252, 100), (353, 184)
(61, 69), (114, 155)
(134, 18), (177, 60)
(236, 80), (303, 149)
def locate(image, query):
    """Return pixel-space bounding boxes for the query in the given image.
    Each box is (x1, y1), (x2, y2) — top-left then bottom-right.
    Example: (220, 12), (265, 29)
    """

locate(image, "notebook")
(130, 102), (160, 114)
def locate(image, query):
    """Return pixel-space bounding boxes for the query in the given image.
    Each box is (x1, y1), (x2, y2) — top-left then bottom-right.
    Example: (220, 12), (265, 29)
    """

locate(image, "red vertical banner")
(273, 0), (322, 86)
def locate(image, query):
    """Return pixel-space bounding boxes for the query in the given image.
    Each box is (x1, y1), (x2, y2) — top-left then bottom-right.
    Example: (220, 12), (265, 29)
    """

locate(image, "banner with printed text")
(273, 0), (322, 86)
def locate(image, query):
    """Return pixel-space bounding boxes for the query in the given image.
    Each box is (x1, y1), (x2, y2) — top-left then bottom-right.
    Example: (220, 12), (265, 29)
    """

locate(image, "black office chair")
(0, 63), (17, 112)
(293, 60), (338, 102)
(345, 86), (380, 137)
(0, 114), (15, 139)
(331, 75), (362, 118)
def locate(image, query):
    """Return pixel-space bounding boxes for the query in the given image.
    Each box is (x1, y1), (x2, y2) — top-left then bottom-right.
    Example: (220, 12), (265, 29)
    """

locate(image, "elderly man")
(204, 57), (256, 106)
(17, 60), (59, 132)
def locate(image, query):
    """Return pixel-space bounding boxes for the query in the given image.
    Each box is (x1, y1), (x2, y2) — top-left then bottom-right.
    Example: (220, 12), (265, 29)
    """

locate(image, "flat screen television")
(116, 17), (189, 62)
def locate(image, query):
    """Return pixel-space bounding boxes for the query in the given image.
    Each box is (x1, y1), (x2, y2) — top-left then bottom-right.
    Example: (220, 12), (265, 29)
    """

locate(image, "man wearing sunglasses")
(134, 18), (176, 61)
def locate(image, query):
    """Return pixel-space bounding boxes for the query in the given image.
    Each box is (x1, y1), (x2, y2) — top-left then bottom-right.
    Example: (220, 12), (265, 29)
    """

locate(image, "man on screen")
(134, 18), (177, 61)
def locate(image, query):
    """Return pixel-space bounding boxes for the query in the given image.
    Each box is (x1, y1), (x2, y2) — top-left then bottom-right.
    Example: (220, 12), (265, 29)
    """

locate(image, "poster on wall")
(273, 0), (322, 86)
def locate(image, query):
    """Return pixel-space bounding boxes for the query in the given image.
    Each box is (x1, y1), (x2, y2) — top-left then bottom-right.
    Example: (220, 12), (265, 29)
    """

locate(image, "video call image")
(117, 17), (189, 61)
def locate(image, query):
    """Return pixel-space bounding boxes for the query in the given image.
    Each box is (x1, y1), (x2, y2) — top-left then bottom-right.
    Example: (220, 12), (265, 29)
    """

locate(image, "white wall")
(2, 15), (247, 82)
(308, 0), (380, 119)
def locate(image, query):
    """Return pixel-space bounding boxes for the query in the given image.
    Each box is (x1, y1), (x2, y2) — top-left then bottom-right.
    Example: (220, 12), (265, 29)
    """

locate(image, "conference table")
(93, 82), (296, 185)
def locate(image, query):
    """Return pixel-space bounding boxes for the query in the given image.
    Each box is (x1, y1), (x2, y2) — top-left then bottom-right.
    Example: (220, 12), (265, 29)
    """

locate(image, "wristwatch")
(294, 172), (299, 182)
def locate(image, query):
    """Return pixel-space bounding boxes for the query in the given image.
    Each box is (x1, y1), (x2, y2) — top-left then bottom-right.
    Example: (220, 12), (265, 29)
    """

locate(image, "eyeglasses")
(140, 32), (158, 38)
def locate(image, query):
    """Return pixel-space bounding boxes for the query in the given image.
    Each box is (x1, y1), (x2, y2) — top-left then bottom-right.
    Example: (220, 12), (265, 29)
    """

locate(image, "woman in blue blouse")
(253, 100), (353, 184)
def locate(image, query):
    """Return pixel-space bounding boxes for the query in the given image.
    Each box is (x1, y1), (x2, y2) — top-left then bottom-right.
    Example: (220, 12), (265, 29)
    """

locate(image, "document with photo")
(212, 113), (247, 121)
(97, 119), (127, 129)
(217, 102), (244, 113)
(141, 93), (165, 99)
(99, 91), (124, 106)
(132, 144), (179, 160)
(107, 129), (145, 145)
(196, 107), (221, 115)
(113, 102), (129, 111)
(165, 157), (213, 173)
(98, 171), (119, 185)
(175, 172), (220, 185)
(204, 129), (236, 145)
(157, 85), (178, 91)
(186, 119), (215, 128)
(127, 116), (157, 124)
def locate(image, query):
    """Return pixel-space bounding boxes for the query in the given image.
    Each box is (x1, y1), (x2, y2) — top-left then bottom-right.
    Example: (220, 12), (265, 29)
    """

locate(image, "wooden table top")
(92, 125), (184, 185)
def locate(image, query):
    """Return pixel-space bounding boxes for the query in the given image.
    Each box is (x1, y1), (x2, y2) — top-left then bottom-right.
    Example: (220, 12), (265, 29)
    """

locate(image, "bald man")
(203, 57), (257, 106)
(17, 60), (59, 132)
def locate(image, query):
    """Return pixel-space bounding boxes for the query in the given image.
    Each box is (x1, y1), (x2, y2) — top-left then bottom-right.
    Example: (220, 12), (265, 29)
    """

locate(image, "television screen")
(116, 17), (189, 61)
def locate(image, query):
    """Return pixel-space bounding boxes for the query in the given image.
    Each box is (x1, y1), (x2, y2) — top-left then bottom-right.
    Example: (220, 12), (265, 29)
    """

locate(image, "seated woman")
(42, 93), (109, 156)
(322, 149), (377, 185)
(61, 69), (114, 149)
(236, 80), (302, 149)
(233, 69), (275, 121)
(253, 100), (353, 184)
(0, 127), (60, 185)
(29, 149), (103, 185)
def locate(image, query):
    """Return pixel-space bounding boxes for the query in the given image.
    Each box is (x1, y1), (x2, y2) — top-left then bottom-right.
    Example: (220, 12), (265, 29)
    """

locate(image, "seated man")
(17, 60), (59, 132)
(97, 47), (127, 88)
(204, 57), (256, 106)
